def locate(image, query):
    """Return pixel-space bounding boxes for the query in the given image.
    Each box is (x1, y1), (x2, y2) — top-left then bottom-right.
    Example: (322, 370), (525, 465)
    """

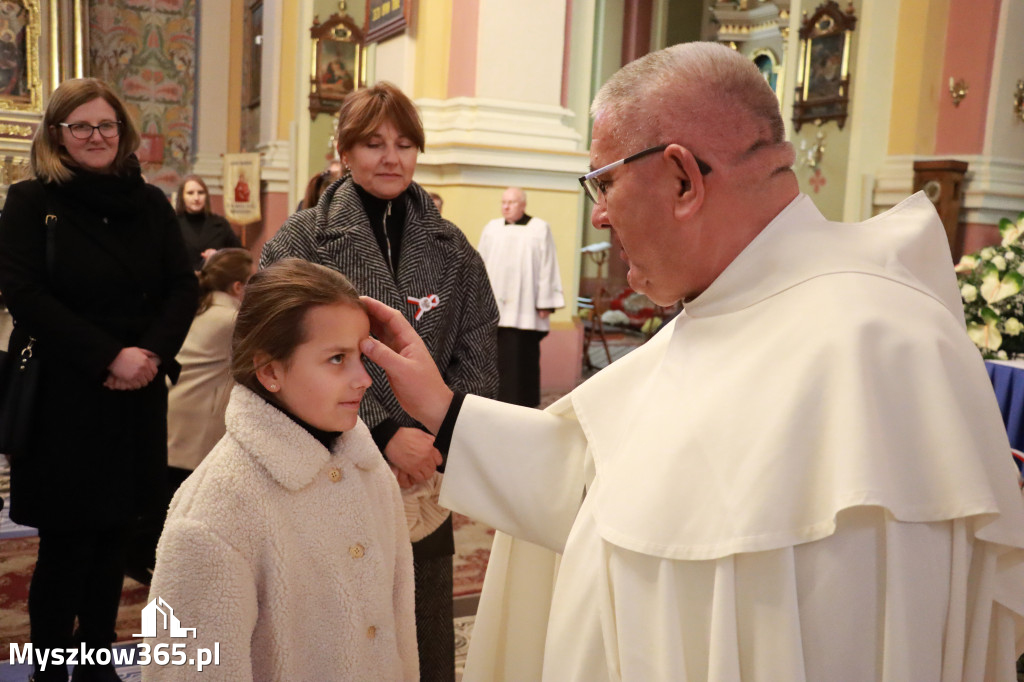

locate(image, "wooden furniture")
(913, 159), (969, 261)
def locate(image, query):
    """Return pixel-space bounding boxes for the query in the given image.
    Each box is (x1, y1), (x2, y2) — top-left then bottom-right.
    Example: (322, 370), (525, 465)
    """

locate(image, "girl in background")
(174, 174), (241, 270)
(166, 247), (253, 490)
(145, 258), (416, 681)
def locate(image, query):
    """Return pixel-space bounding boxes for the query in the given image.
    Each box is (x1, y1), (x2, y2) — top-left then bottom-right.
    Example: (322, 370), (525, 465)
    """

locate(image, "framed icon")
(365, 0), (411, 44)
(0, 0), (41, 113)
(792, 1), (857, 132)
(309, 12), (363, 118)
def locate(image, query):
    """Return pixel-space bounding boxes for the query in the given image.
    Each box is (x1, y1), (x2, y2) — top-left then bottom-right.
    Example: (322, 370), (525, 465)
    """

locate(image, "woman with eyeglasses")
(0, 78), (197, 682)
(174, 174), (241, 271)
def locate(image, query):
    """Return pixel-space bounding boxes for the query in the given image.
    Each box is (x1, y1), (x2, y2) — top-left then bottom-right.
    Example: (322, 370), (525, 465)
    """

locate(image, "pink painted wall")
(934, 0), (1001, 154)
(447, 0), (479, 98)
(243, 192), (291, 260)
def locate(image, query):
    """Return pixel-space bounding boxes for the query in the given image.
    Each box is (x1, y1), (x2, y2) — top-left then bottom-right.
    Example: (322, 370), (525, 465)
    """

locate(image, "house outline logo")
(133, 597), (197, 639)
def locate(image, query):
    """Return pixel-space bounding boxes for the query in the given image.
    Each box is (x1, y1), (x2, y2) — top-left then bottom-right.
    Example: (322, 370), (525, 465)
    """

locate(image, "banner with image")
(223, 153), (261, 224)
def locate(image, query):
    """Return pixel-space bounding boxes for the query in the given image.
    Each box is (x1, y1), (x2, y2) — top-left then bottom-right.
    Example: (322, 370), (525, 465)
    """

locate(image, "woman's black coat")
(0, 169), (198, 530)
(177, 212), (241, 270)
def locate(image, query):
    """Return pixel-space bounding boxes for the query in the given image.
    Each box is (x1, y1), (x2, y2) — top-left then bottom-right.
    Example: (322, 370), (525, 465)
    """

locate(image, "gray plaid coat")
(260, 177), (499, 436)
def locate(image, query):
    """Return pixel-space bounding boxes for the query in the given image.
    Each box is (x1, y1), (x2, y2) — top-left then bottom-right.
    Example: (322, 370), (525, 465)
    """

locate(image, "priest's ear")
(664, 144), (706, 221)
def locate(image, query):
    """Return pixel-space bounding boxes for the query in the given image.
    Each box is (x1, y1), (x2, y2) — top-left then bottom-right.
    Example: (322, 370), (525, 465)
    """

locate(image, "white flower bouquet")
(955, 211), (1024, 358)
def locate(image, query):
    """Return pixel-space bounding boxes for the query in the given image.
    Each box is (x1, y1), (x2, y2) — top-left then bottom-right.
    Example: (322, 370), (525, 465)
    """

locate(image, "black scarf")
(54, 155), (147, 218)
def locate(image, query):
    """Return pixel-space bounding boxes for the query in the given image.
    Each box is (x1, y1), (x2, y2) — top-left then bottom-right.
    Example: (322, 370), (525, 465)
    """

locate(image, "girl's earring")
(269, 384), (278, 391)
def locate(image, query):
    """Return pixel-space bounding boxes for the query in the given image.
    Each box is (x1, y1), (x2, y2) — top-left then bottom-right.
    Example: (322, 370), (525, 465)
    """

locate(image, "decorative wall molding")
(414, 97), (588, 191)
(874, 154), (1024, 225)
(191, 152), (224, 194)
(255, 139), (293, 194)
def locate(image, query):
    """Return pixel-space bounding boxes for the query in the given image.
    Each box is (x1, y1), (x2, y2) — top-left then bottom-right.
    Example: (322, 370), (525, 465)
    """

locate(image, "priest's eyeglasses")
(579, 144), (712, 203)
(59, 121), (122, 140)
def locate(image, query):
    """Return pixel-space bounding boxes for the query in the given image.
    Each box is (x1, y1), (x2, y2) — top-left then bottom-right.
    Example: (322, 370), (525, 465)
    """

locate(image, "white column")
(191, 0), (232, 194)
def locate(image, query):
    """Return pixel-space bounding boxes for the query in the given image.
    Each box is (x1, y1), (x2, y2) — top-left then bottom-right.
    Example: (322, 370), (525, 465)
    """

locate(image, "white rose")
(1006, 250), (1017, 261)
(1016, 262), (1024, 275)
(981, 247), (998, 260)
(1005, 318), (1024, 336)
(993, 255), (1008, 271)
(961, 284), (978, 303)
(997, 350), (1010, 360)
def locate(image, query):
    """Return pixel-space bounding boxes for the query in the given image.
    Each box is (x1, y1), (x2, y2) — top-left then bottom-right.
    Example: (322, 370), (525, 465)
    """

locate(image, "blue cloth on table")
(985, 361), (1024, 474)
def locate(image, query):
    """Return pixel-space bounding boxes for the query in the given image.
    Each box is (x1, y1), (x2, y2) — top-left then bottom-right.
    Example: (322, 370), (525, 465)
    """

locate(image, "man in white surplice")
(361, 42), (1024, 681)
(478, 187), (565, 407)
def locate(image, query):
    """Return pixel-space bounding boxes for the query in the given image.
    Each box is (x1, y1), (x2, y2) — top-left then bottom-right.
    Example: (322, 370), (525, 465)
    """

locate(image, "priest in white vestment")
(361, 43), (1024, 681)
(478, 187), (565, 406)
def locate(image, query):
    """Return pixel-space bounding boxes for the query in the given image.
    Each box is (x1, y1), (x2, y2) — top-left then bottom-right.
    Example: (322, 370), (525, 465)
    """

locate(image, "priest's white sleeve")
(439, 394), (587, 553)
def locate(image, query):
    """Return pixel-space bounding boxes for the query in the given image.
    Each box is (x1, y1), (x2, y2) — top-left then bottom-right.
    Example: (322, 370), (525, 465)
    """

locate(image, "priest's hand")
(359, 296), (453, 434)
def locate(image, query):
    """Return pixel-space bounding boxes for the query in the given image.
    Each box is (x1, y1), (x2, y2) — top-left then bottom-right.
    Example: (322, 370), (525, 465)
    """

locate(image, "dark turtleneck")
(183, 211), (207, 231)
(269, 399), (342, 452)
(507, 213), (532, 226)
(353, 182), (410, 274)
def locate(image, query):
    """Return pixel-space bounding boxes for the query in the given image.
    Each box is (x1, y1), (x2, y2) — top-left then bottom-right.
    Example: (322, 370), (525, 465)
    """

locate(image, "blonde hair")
(197, 248), (252, 315)
(175, 174), (211, 215)
(31, 78), (142, 184)
(336, 81), (425, 155)
(231, 259), (365, 401)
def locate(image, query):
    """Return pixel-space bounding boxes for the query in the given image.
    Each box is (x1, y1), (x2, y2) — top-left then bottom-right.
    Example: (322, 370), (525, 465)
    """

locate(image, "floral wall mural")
(89, 0), (196, 194)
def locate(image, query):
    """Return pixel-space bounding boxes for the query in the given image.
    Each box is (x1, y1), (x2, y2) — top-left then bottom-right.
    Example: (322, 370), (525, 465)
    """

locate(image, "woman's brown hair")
(302, 170), (334, 210)
(335, 81), (425, 155)
(31, 78), (142, 184)
(175, 174), (212, 216)
(230, 259), (366, 401)
(197, 248), (253, 315)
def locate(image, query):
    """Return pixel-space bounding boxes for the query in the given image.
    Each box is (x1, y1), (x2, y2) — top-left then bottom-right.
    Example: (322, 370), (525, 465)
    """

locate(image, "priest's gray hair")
(591, 42), (786, 157)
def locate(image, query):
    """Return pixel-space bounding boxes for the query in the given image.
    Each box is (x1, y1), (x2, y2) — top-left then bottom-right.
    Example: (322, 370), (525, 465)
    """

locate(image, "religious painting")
(0, 0), (40, 112)
(792, 1), (857, 131)
(365, 0), (411, 44)
(751, 49), (779, 94)
(309, 12), (362, 118)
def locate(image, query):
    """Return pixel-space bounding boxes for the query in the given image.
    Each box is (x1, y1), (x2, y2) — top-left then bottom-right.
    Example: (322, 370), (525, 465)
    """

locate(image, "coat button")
(328, 467), (342, 482)
(367, 625), (376, 639)
(349, 543), (365, 558)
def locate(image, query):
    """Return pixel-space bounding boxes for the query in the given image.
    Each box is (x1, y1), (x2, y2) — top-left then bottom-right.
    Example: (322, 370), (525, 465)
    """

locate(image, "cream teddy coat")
(144, 385), (417, 681)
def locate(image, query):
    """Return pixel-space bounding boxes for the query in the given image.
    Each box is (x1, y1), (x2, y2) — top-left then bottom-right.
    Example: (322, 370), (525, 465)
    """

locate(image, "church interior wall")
(87, 0), (197, 194)
(9, 0), (1024, 390)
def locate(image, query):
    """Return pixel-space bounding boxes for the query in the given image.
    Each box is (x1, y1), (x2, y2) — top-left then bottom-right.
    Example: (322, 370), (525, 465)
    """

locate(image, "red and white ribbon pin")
(407, 294), (440, 320)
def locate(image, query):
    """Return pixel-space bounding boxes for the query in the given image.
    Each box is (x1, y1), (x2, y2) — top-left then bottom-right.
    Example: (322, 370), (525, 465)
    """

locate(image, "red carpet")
(453, 513), (494, 597)
(0, 536), (149, 650)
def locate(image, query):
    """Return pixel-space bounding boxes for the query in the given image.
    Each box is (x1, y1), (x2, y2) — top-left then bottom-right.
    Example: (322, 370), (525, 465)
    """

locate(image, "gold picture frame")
(792, 1), (856, 132)
(365, 0), (410, 44)
(309, 12), (363, 119)
(0, 0), (42, 113)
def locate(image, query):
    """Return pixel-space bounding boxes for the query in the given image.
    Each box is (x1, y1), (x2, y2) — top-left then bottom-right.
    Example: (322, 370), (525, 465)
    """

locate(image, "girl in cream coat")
(145, 260), (417, 681)
(166, 248), (252, 482)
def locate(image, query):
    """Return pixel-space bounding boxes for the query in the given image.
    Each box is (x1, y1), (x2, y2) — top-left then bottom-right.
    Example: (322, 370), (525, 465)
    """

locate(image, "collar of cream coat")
(208, 290), (241, 312)
(224, 384), (382, 491)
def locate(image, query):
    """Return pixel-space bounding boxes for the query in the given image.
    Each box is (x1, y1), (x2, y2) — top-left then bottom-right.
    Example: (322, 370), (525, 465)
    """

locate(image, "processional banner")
(223, 153), (261, 224)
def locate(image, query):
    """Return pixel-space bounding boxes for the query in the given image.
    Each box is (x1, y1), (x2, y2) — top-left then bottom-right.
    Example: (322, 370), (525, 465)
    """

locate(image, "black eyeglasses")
(59, 121), (121, 140)
(579, 144), (712, 203)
